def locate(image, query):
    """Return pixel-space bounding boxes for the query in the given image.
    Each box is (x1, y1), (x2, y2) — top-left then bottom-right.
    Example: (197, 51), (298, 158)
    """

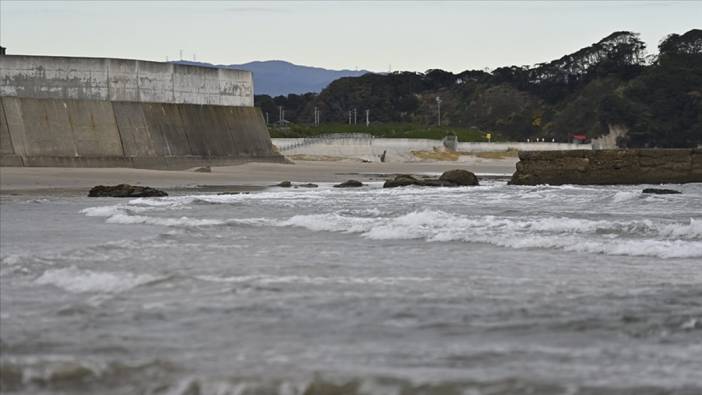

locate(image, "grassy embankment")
(268, 123), (494, 142)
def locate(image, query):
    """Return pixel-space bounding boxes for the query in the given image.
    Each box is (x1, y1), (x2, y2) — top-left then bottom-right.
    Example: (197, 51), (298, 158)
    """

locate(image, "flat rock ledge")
(88, 184), (168, 198)
(384, 169), (479, 188)
(510, 149), (702, 185)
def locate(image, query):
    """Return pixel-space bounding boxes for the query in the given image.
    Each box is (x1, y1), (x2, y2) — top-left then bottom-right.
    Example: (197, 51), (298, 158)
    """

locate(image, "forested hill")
(256, 29), (702, 148)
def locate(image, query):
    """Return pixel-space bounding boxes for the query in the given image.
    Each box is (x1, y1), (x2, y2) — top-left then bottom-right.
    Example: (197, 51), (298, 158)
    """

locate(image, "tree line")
(255, 29), (702, 147)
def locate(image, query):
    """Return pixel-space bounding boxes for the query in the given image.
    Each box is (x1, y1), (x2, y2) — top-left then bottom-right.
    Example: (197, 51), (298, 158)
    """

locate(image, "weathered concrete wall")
(273, 137), (590, 162)
(510, 149), (702, 185)
(0, 55), (253, 106)
(0, 96), (283, 169)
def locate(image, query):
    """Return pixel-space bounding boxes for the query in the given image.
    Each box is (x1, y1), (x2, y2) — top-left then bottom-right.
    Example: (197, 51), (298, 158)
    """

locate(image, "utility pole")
(265, 112), (269, 124)
(278, 106), (283, 123)
(365, 109), (370, 127)
(436, 96), (442, 126)
(348, 110), (352, 125)
(314, 106), (320, 126)
(353, 108), (357, 125)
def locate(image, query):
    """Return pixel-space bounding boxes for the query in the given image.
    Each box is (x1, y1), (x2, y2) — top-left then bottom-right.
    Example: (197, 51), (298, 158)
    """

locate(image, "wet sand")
(0, 157), (518, 196)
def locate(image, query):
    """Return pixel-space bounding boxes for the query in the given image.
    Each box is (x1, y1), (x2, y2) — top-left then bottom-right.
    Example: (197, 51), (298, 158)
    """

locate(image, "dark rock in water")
(383, 170), (478, 188)
(439, 169), (479, 186)
(297, 183), (319, 188)
(88, 184), (167, 198)
(334, 180), (364, 188)
(642, 188), (682, 194)
(194, 166), (211, 173)
(422, 179), (457, 187)
(276, 181), (292, 188)
(383, 175), (422, 188)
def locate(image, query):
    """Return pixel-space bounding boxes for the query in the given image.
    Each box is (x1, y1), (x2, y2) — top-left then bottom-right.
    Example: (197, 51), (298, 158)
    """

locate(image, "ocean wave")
(195, 274), (432, 286)
(105, 213), (225, 227)
(0, 357), (178, 393)
(1, 362), (695, 395)
(35, 267), (161, 293)
(612, 191), (641, 203)
(278, 210), (702, 259)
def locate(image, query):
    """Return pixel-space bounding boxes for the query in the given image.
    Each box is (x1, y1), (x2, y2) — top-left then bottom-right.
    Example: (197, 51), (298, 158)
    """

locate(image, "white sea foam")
(1, 254), (24, 266)
(279, 213), (379, 233)
(81, 204), (166, 217)
(105, 214), (225, 227)
(81, 206), (126, 217)
(35, 267), (160, 293)
(278, 210), (702, 259)
(612, 191), (641, 203)
(657, 218), (702, 239)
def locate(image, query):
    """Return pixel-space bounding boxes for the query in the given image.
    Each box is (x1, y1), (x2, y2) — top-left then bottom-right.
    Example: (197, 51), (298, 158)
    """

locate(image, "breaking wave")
(35, 267), (161, 293)
(279, 210), (702, 259)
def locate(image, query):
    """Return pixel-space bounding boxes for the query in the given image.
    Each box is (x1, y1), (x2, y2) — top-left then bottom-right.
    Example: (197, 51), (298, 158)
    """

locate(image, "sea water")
(1, 181), (701, 394)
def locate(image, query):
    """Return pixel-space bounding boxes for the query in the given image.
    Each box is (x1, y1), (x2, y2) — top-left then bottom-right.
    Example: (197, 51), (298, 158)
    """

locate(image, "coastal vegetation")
(257, 29), (702, 147)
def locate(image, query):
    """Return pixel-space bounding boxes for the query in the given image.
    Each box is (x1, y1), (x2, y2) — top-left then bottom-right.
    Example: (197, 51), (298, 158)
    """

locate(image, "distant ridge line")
(173, 59), (371, 96)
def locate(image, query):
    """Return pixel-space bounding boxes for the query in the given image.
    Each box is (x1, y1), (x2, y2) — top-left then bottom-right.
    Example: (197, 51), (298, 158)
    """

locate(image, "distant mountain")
(173, 60), (370, 96)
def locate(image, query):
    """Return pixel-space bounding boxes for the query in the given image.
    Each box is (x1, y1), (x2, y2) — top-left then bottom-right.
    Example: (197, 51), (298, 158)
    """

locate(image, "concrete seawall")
(0, 55), (253, 106)
(510, 149), (702, 185)
(272, 137), (590, 162)
(1, 96), (283, 169)
(1, 55), (284, 168)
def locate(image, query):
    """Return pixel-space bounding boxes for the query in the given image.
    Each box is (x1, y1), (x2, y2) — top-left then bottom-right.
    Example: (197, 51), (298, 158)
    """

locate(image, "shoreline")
(0, 157), (518, 197)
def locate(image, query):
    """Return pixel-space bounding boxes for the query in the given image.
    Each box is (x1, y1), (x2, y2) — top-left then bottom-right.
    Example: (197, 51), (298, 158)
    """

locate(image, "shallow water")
(1, 181), (701, 394)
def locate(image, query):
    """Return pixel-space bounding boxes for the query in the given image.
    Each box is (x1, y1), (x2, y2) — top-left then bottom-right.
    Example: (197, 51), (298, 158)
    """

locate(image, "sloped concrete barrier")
(0, 97), (284, 169)
(510, 149), (702, 185)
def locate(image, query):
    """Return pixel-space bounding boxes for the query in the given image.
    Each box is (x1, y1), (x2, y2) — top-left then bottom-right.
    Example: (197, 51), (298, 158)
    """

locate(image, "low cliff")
(510, 149), (702, 185)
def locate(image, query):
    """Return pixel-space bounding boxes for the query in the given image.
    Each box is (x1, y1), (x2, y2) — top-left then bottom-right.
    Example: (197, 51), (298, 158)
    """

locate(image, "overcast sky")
(1, 1), (699, 73)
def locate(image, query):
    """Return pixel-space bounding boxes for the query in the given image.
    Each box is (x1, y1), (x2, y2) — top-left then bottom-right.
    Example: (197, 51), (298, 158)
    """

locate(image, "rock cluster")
(510, 149), (702, 185)
(384, 170), (479, 188)
(88, 184), (168, 198)
(275, 181), (318, 188)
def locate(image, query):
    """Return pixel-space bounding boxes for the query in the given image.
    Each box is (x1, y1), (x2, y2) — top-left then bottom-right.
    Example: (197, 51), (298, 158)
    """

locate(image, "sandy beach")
(0, 157), (518, 196)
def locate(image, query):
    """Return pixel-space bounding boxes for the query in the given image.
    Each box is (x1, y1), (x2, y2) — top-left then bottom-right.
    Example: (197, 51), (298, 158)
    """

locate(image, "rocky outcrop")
(88, 184), (168, 197)
(384, 170), (479, 188)
(438, 169), (480, 186)
(334, 180), (364, 188)
(510, 149), (702, 185)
